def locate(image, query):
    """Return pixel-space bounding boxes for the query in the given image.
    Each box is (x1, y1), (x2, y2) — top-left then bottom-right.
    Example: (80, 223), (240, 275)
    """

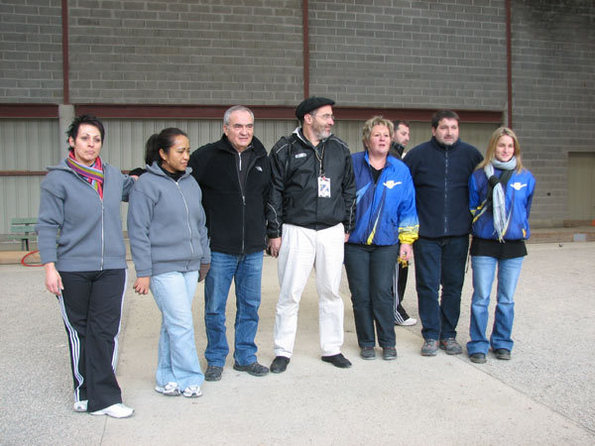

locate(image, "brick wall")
(0, 0), (511, 108)
(67, 0), (304, 104)
(308, 0), (508, 109)
(511, 0), (595, 224)
(0, 0), (63, 102)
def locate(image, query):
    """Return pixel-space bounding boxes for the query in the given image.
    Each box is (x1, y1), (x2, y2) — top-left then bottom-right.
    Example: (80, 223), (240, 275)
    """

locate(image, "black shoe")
(382, 346), (397, 361)
(204, 365), (223, 382)
(494, 349), (511, 360)
(439, 337), (463, 355)
(233, 361), (269, 377)
(270, 356), (290, 374)
(321, 353), (352, 368)
(469, 353), (487, 364)
(360, 346), (376, 360)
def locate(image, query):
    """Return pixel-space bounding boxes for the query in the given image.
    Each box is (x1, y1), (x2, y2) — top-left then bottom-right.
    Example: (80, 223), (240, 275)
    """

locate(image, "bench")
(10, 217), (37, 251)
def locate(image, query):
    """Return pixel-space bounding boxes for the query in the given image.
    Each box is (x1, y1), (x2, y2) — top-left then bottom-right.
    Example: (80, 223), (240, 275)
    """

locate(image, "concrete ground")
(1, 241), (594, 445)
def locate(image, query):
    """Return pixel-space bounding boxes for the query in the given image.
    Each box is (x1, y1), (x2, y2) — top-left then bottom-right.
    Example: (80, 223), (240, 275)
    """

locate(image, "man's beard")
(313, 122), (331, 141)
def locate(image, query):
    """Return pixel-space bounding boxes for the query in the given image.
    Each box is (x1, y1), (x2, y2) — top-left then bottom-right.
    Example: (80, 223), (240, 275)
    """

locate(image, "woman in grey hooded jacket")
(128, 128), (211, 398)
(37, 115), (135, 418)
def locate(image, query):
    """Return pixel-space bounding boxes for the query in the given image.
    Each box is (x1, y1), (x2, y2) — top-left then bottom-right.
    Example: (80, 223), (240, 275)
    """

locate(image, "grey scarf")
(484, 158), (517, 241)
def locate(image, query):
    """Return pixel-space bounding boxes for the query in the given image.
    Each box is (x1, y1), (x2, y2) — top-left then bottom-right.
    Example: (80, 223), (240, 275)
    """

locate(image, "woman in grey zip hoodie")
(36, 115), (135, 418)
(127, 128), (211, 398)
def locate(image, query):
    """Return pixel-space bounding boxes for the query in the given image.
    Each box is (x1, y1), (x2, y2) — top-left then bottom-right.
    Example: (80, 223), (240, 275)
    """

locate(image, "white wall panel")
(0, 119), (59, 235)
(0, 119), (60, 170)
(0, 176), (43, 236)
(568, 152), (595, 220)
(0, 118), (498, 236)
(102, 118), (300, 168)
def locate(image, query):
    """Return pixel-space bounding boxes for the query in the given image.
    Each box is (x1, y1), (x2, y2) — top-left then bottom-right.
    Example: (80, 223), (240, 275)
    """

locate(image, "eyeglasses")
(310, 113), (335, 121)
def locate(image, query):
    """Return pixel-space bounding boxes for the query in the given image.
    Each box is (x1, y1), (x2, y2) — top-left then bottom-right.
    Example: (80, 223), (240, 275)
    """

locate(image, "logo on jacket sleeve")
(383, 180), (402, 189)
(510, 182), (527, 191)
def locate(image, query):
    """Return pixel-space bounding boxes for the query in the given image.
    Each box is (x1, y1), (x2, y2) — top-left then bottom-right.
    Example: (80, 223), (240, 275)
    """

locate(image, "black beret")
(295, 96), (335, 120)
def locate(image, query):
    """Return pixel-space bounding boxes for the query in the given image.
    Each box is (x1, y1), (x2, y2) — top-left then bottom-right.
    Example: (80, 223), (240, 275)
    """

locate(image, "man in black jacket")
(267, 97), (356, 373)
(389, 120), (417, 327)
(404, 110), (483, 357)
(389, 119), (410, 160)
(189, 105), (271, 381)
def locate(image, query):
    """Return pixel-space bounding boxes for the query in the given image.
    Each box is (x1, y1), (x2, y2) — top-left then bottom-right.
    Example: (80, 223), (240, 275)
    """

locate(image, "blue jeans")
(413, 236), (469, 340)
(150, 270), (203, 389)
(344, 243), (399, 348)
(467, 256), (524, 355)
(204, 251), (263, 367)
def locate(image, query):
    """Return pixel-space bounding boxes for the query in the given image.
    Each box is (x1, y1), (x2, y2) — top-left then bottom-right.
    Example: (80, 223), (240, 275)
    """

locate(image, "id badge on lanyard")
(315, 143), (330, 197)
(318, 175), (331, 198)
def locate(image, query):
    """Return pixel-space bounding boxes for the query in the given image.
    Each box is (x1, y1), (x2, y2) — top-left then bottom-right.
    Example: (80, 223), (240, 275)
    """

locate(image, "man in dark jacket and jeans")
(189, 105), (271, 381)
(404, 110), (483, 356)
(267, 97), (356, 373)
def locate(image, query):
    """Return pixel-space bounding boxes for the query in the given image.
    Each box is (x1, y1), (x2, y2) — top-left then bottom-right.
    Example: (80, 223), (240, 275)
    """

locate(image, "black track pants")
(58, 269), (126, 412)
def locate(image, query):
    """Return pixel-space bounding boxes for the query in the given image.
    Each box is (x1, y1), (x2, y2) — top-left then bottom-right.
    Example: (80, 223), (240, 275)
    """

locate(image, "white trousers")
(273, 223), (345, 357)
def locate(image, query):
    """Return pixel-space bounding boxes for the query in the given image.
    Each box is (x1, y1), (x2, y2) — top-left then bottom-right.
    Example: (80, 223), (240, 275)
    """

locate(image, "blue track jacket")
(348, 151), (419, 246)
(469, 167), (536, 241)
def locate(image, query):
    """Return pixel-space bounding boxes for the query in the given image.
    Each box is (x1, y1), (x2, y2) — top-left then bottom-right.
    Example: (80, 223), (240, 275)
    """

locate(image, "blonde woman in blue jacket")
(344, 116), (419, 361)
(467, 127), (535, 364)
(128, 128), (211, 398)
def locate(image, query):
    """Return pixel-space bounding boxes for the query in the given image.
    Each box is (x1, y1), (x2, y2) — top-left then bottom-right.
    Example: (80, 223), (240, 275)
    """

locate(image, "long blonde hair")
(477, 126), (524, 172)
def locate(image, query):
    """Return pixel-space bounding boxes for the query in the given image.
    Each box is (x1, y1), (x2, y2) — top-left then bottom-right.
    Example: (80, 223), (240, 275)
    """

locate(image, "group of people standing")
(36, 99), (535, 418)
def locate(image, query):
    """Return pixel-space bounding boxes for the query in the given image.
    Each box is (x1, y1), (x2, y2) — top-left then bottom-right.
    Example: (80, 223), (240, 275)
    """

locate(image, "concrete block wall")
(511, 0), (595, 224)
(308, 0), (508, 109)
(67, 0), (304, 104)
(0, 0), (511, 108)
(0, 0), (63, 102)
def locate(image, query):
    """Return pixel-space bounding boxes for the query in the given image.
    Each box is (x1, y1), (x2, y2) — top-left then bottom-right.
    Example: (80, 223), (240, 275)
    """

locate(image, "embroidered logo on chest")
(383, 180), (402, 189)
(510, 182), (527, 191)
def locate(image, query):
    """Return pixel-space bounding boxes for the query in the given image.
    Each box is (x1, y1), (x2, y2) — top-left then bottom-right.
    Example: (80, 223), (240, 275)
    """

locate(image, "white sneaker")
(182, 385), (203, 398)
(396, 317), (417, 326)
(155, 382), (180, 396)
(90, 403), (134, 418)
(73, 400), (88, 412)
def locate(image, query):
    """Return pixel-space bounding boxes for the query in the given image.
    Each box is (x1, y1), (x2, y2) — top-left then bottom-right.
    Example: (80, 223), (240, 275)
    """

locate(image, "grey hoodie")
(36, 159), (134, 272)
(127, 162), (210, 277)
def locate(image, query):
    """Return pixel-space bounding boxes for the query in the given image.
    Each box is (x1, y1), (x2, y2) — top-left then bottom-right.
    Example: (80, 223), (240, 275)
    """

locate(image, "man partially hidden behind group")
(267, 97), (356, 373)
(189, 105), (272, 381)
(404, 110), (483, 357)
(389, 119), (417, 327)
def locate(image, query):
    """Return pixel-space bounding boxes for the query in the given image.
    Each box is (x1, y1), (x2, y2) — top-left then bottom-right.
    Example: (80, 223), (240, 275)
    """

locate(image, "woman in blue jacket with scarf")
(344, 116), (419, 361)
(128, 128), (211, 398)
(467, 127), (535, 364)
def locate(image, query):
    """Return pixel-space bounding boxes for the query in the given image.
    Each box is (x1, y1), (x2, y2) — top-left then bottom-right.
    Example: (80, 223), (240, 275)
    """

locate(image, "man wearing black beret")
(266, 97), (356, 373)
